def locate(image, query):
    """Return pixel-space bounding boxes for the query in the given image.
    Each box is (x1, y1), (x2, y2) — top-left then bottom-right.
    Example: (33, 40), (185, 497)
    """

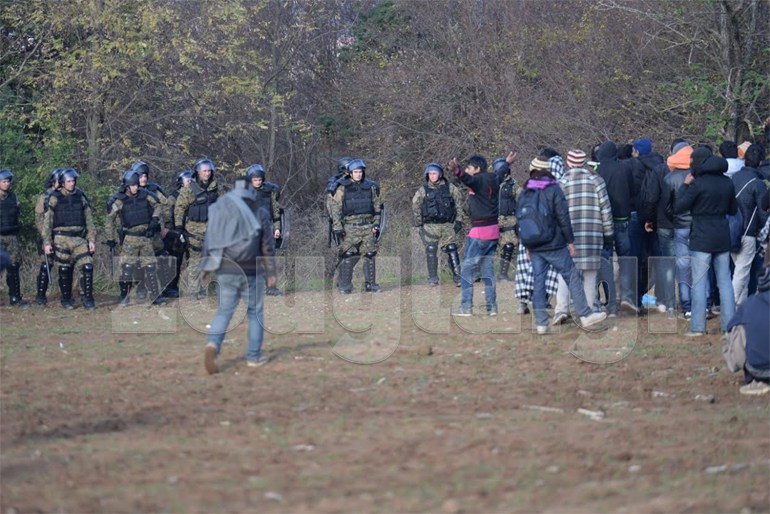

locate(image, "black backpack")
(516, 188), (555, 248)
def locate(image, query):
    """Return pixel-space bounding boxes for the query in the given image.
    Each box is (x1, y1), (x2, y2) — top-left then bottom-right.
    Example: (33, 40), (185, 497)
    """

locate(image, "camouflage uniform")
(330, 171), (382, 293)
(497, 175), (520, 280)
(0, 186), (27, 305)
(411, 177), (465, 285)
(43, 185), (97, 309)
(174, 177), (219, 297)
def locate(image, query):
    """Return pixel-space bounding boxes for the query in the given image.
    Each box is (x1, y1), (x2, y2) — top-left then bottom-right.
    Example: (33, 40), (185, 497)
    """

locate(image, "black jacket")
(521, 178), (574, 252)
(731, 166), (769, 237)
(637, 153), (671, 228)
(454, 168), (499, 227)
(596, 142), (634, 219)
(662, 169), (693, 229)
(674, 155), (737, 253)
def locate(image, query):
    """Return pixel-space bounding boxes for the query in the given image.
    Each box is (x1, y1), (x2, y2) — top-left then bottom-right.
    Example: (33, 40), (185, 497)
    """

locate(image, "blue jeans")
(531, 247), (592, 326)
(655, 228), (676, 309)
(613, 219), (636, 306)
(208, 273), (265, 361)
(460, 237), (497, 311)
(673, 227), (692, 312)
(690, 251), (735, 333)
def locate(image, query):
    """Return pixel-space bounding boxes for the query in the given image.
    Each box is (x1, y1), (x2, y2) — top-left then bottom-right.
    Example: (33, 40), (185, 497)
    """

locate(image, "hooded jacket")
(637, 152), (670, 228)
(520, 177), (574, 252)
(596, 142), (634, 219)
(731, 166), (769, 238)
(674, 152), (737, 253)
(727, 289), (770, 377)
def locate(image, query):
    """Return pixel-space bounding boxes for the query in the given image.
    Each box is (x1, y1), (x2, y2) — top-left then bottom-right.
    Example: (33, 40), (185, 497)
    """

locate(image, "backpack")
(727, 178), (757, 253)
(222, 197), (263, 263)
(516, 188), (555, 248)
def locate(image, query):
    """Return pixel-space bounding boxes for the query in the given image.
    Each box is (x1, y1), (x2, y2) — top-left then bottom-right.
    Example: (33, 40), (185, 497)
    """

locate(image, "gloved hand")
(372, 225), (380, 240)
(332, 229), (345, 246)
(105, 240), (118, 249)
(147, 217), (161, 236)
(454, 221), (464, 233)
(603, 235), (614, 252)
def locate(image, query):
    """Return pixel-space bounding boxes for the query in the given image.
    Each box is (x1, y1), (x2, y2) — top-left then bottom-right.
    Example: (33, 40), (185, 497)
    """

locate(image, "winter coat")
(596, 142), (634, 219)
(637, 153), (670, 228)
(727, 290), (770, 376)
(559, 168), (613, 270)
(454, 168), (499, 227)
(674, 154), (738, 253)
(731, 166), (769, 238)
(521, 177), (573, 252)
(662, 169), (693, 229)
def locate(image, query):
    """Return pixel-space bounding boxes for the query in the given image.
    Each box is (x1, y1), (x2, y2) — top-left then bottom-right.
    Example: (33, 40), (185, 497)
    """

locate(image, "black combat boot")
(337, 252), (358, 294)
(426, 243), (439, 286)
(498, 243), (515, 281)
(58, 265), (75, 309)
(35, 263), (49, 305)
(119, 263), (134, 305)
(144, 264), (167, 305)
(445, 243), (462, 287)
(7, 263), (29, 306)
(363, 253), (383, 293)
(81, 263), (95, 310)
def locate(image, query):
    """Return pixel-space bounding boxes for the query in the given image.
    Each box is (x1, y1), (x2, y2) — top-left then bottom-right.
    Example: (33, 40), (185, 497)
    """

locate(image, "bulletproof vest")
(187, 181), (218, 222)
(52, 190), (87, 228)
(342, 180), (376, 216)
(254, 183), (278, 218)
(0, 191), (20, 235)
(499, 178), (518, 217)
(421, 183), (456, 223)
(145, 182), (166, 198)
(119, 190), (153, 228)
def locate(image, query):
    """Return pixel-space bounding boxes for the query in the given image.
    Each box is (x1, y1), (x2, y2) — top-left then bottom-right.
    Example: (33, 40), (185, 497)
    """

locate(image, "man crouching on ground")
(201, 174), (276, 374)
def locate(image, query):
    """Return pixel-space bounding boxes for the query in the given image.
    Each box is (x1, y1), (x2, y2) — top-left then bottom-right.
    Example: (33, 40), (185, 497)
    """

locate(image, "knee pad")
(426, 243), (438, 254)
(82, 263), (93, 272)
(445, 243), (458, 252)
(364, 251), (377, 259)
(504, 243), (515, 253)
(343, 250), (359, 259)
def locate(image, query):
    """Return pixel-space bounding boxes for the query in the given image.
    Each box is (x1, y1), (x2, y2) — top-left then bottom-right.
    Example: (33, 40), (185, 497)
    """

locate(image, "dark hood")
(693, 154), (729, 176)
(596, 141), (618, 162)
(638, 152), (665, 171)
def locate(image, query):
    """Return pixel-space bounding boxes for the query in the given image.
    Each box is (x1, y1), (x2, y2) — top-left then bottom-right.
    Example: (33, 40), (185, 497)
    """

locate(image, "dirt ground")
(1, 282), (768, 513)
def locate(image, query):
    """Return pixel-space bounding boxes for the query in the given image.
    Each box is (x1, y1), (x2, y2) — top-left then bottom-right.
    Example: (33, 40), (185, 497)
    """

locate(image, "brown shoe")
(204, 344), (219, 375)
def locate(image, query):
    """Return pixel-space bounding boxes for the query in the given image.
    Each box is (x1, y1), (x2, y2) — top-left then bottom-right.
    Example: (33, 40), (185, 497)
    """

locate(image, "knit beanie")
(566, 149), (587, 169)
(529, 157), (550, 172)
(670, 138), (689, 154)
(633, 138), (652, 156)
(737, 141), (751, 159)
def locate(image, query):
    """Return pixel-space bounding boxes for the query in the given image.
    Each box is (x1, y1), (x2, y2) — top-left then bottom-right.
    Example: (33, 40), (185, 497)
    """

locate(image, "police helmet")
(194, 158), (215, 174)
(493, 158), (511, 176)
(337, 157), (353, 175)
(424, 162), (444, 180)
(0, 169), (14, 182)
(346, 159), (366, 174)
(131, 160), (150, 176)
(246, 164), (266, 180)
(176, 170), (193, 188)
(61, 168), (79, 182)
(46, 168), (63, 188)
(122, 169), (140, 186)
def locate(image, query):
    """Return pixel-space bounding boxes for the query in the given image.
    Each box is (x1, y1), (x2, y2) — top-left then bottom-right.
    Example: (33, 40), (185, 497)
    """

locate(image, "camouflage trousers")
(339, 222), (378, 255)
(0, 234), (22, 264)
(119, 235), (157, 268)
(181, 222), (207, 296)
(53, 234), (93, 267)
(419, 223), (457, 250)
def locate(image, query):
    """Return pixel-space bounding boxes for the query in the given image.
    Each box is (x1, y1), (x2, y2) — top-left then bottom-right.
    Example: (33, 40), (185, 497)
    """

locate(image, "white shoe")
(552, 312), (569, 326)
(536, 325), (550, 335)
(740, 381), (770, 395)
(657, 303), (667, 313)
(580, 311), (607, 328)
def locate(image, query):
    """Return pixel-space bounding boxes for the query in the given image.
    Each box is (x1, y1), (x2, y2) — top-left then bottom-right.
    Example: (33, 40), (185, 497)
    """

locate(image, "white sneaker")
(552, 312), (569, 326)
(657, 303), (667, 313)
(579, 311), (607, 328)
(740, 381), (770, 395)
(536, 325), (550, 335)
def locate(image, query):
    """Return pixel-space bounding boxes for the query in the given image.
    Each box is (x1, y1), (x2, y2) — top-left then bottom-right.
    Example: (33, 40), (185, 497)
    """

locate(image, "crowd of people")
(1, 125), (769, 391)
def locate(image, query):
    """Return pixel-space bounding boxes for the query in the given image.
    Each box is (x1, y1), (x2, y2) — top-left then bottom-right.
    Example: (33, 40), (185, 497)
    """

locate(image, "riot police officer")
(0, 169), (29, 306)
(411, 162), (464, 286)
(105, 169), (167, 305)
(494, 155), (519, 281)
(33, 168), (64, 305)
(246, 164), (284, 296)
(330, 159), (383, 293)
(42, 169), (97, 310)
(162, 170), (193, 298)
(174, 158), (220, 299)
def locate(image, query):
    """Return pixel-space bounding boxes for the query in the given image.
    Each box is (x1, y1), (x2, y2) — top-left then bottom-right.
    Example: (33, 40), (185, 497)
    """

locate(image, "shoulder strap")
(735, 177), (757, 198)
